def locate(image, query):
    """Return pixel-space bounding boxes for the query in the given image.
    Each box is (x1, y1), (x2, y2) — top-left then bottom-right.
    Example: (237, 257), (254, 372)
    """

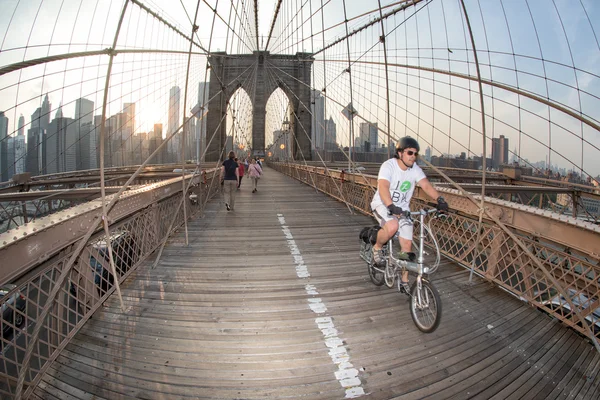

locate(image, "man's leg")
(399, 237), (412, 283)
(374, 219), (398, 250)
(224, 181), (231, 209)
(228, 180), (237, 210)
(372, 218), (398, 265)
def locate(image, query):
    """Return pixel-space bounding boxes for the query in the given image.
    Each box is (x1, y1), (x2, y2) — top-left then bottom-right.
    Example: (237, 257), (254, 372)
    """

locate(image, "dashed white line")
(278, 213), (365, 398)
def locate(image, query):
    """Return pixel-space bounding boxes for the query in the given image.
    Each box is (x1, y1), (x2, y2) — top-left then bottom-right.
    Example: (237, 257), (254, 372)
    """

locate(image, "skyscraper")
(196, 82), (209, 162)
(0, 111), (9, 181)
(26, 107), (45, 176)
(17, 114), (25, 137)
(15, 114), (25, 175)
(491, 135), (509, 170)
(88, 115), (103, 170)
(41, 94), (51, 130)
(75, 98), (94, 170)
(168, 86), (181, 162)
(311, 90), (325, 150)
(46, 105), (77, 174)
(148, 123), (165, 164)
(359, 122), (378, 151)
(14, 128), (26, 175)
(324, 117), (337, 150)
(122, 103), (136, 132)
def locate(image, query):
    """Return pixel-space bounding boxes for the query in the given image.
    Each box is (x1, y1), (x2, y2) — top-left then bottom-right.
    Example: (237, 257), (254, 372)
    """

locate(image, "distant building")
(324, 117), (337, 150)
(492, 135), (509, 170)
(14, 132), (26, 175)
(122, 103), (135, 132)
(75, 98), (94, 170)
(0, 111), (8, 181)
(425, 146), (432, 162)
(15, 115), (25, 174)
(359, 122), (378, 151)
(168, 86), (181, 162)
(46, 106), (77, 174)
(196, 82), (209, 162)
(272, 129), (290, 160)
(148, 124), (165, 164)
(311, 90), (325, 150)
(431, 155), (480, 170)
(17, 114), (25, 137)
(26, 107), (45, 176)
(5, 136), (15, 181)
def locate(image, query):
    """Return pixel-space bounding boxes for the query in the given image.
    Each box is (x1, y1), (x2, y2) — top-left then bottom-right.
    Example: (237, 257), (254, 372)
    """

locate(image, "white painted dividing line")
(277, 213), (365, 398)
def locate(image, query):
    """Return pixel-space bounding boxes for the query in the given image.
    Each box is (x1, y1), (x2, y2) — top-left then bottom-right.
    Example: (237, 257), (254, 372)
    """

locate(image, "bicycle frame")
(361, 207), (444, 332)
(378, 208), (441, 289)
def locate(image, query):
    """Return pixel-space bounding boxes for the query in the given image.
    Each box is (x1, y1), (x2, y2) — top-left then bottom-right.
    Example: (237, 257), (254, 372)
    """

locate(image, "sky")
(0, 0), (599, 177)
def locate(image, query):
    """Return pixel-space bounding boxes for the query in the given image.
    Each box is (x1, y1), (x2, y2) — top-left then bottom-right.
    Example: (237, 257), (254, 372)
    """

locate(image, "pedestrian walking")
(235, 157), (245, 189)
(221, 151), (239, 211)
(248, 158), (263, 193)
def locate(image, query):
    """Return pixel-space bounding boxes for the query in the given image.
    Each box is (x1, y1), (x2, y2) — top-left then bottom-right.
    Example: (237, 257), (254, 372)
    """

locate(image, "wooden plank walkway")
(34, 167), (600, 399)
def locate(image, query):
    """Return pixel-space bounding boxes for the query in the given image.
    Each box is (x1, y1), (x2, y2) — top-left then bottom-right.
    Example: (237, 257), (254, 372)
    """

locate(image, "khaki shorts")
(372, 204), (414, 241)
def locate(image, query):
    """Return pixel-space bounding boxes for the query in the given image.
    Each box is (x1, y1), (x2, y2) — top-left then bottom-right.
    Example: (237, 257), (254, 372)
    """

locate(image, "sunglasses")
(405, 150), (418, 156)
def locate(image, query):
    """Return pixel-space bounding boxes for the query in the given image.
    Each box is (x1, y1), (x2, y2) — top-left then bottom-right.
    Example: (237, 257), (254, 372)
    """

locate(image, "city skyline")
(0, 0), (598, 178)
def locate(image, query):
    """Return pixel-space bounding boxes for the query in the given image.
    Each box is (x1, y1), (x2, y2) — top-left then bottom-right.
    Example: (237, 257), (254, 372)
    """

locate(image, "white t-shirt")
(371, 158), (427, 211)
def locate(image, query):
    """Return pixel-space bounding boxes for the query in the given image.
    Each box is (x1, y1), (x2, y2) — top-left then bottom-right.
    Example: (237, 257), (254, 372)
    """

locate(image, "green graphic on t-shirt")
(400, 181), (411, 192)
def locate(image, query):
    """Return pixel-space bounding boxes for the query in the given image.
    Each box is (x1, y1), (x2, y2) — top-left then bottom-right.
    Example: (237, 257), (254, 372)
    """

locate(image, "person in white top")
(370, 136), (449, 292)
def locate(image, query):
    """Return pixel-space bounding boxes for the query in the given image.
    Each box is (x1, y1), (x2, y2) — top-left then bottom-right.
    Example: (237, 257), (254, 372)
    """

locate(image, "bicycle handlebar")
(390, 207), (444, 219)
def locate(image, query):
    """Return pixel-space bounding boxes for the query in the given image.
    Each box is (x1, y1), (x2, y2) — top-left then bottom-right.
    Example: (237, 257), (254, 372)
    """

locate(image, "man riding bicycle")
(371, 136), (449, 292)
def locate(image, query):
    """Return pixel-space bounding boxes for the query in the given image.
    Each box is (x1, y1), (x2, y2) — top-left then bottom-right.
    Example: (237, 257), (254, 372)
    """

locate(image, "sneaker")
(400, 281), (411, 294)
(397, 252), (416, 261)
(225, 203), (230, 211)
(372, 246), (385, 266)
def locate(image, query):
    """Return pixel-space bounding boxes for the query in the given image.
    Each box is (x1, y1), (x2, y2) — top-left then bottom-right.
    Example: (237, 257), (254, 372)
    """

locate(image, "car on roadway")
(542, 288), (600, 335)
(1, 284), (26, 338)
(89, 230), (140, 296)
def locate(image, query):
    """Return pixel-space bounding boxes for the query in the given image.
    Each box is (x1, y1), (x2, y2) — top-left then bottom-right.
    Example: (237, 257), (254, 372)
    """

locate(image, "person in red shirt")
(235, 158), (245, 189)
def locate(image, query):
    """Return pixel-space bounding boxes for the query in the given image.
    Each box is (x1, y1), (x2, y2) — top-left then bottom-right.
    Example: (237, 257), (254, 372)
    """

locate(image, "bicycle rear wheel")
(409, 279), (442, 333)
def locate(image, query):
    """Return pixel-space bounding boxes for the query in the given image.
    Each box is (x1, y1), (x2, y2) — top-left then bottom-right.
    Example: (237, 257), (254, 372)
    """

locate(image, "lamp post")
(282, 119), (290, 161)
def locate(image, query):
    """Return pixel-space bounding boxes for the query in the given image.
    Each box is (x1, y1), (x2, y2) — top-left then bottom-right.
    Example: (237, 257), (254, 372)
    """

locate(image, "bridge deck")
(34, 167), (600, 399)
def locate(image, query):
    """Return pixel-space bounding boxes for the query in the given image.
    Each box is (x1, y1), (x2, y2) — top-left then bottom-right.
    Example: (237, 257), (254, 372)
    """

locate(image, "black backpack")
(359, 225), (381, 244)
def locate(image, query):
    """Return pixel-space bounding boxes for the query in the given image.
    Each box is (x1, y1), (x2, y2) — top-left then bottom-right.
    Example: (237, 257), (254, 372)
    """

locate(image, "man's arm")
(417, 177), (440, 200)
(378, 179), (393, 207)
(220, 165), (225, 180)
(418, 177), (448, 210)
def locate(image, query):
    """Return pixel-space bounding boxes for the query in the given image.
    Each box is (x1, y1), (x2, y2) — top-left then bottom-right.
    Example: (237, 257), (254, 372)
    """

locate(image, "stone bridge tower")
(205, 51), (313, 161)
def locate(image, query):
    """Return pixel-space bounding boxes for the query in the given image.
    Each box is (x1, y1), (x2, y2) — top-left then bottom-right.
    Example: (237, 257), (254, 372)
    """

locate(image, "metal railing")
(0, 169), (221, 398)
(271, 161), (600, 348)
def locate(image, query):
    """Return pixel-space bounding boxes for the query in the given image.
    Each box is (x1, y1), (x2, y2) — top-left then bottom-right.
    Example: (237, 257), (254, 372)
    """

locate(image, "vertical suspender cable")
(342, 0), (355, 172)
(180, 1), (203, 247)
(377, 0), (392, 159)
(458, 0), (488, 283)
(14, 2), (132, 397)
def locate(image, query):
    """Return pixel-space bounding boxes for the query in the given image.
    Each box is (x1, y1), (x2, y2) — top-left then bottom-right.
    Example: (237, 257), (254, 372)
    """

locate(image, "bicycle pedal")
(399, 281), (411, 295)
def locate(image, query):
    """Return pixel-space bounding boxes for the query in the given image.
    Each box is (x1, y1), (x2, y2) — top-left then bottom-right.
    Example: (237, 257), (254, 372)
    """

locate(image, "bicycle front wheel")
(409, 279), (442, 333)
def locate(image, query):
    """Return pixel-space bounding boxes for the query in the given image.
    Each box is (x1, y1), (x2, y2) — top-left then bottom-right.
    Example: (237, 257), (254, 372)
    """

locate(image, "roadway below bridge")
(33, 166), (600, 399)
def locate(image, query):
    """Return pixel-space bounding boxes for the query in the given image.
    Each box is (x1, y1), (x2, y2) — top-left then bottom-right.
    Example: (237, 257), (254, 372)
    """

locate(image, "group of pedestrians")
(220, 152), (263, 211)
